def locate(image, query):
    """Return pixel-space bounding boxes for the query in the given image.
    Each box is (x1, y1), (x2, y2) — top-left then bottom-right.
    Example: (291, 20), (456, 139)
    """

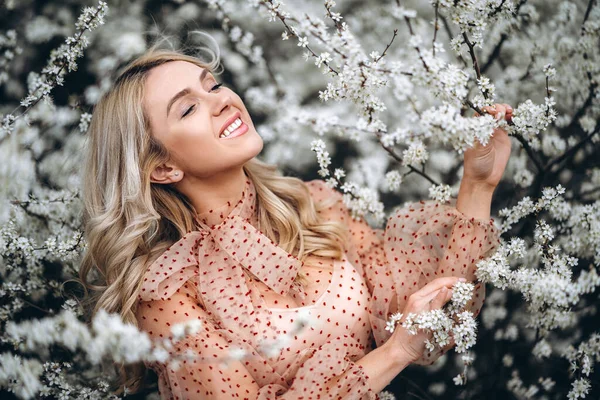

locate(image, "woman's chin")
(244, 129), (264, 154)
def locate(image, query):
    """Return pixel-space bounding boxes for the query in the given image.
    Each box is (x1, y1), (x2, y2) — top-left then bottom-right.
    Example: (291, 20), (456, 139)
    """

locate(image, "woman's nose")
(212, 91), (233, 115)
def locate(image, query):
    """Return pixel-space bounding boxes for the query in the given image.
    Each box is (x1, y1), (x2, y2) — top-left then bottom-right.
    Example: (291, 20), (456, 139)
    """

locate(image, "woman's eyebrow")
(166, 69), (209, 117)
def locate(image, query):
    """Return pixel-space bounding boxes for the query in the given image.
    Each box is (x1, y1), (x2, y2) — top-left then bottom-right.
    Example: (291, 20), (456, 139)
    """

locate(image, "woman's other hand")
(386, 276), (462, 363)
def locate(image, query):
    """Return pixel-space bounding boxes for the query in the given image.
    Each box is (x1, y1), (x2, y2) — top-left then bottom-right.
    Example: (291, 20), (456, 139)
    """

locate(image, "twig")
(559, 0), (598, 138)
(211, 2), (286, 98)
(488, 0), (507, 18)
(464, 98), (485, 116)
(545, 125), (600, 174)
(481, 0), (529, 73)
(20, 299), (52, 315)
(324, 2), (344, 31)
(559, 82), (597, 140)
(374, 29), (398, 64)
(514, 134), (544, 172)
(396, 0), (430, 72)
(481, 34), (507, 74)
(373, 130), (439, 185)
(432, 0), (440, 57)
(257, 1), (339, 75)
(408, 96), (422, 118)
(2, 4), (106, 139)
(462, 32), (485, 98)
(439, 14), (468, 67)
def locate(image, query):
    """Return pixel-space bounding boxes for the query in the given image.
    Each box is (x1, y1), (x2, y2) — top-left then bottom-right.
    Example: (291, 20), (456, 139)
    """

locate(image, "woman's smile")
(219, 119), (248, 139)
(218, 112), (249, 139)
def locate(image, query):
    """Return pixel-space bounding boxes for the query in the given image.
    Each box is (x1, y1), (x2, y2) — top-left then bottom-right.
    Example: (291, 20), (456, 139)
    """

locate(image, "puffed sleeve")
(136, 279), (376, 400)
(304, 180), (500, 365)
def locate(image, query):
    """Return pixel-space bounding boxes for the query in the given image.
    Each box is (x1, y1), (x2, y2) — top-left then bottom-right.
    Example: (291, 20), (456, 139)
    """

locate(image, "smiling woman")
(142, 59), (264, 210)
(78, 35), (505, 399)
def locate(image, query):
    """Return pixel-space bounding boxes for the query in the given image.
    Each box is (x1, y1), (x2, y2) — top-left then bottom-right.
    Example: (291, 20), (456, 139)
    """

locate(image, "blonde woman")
(80, 40), (511, 399)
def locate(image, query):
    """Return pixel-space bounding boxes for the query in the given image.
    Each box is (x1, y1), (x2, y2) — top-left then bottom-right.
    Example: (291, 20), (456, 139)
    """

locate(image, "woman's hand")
(462, 103), (513, 190)
(386, 277), (461, 364)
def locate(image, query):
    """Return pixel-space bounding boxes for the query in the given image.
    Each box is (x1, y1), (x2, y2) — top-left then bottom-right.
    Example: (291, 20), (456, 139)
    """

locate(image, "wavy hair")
(78, 36), (348, 395)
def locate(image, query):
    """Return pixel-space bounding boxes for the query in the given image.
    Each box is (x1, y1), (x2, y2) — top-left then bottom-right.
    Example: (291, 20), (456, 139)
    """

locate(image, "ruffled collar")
(141, 175), (303, 304)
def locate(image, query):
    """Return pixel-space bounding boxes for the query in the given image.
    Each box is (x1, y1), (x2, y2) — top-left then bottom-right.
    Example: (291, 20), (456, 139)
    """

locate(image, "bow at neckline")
(140, 176), (304, 303)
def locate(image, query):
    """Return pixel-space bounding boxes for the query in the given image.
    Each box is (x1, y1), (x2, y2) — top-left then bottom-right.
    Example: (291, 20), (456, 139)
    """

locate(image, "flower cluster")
(384, 170), (403, 192)
(437, 0), (515, 49)
(498, 185), (567, 233)
(385, 281), (478, 384)
(476, 228), (600, 334)
(507, 98), (558, 148)
(385, 282), (476, 349)
(311, 139), (385, 223)
(428, 183), (452, 204)
(0, 30), (22, 87)
(310, 139), (331, 177)
(1, 1), (108, 137)
(1, 308), (208, 399)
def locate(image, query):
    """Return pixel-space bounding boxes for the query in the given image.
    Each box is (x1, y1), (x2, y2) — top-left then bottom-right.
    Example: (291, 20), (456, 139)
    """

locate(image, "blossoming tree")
(0, 0), (599, 399)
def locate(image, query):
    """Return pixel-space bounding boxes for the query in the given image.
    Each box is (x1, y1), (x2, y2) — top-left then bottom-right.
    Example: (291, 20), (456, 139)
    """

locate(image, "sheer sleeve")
(305, 180), (500, 365)
(136, 278), (376, 400)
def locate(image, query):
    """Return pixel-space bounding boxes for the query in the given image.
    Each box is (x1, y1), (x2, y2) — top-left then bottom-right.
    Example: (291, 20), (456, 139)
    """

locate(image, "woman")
(79, 41), (511, 399)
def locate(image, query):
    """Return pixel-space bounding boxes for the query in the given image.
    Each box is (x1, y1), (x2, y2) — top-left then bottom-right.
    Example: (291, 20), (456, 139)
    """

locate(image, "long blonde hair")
(78, 41), (348, 395)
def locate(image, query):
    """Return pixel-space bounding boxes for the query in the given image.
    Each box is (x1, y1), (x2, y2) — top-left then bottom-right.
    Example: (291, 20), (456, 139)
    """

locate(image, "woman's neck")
(178, 167), (248, 216)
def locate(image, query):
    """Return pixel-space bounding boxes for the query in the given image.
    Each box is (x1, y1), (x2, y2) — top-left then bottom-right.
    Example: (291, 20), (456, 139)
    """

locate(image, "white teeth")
(220, 118), (242, 138)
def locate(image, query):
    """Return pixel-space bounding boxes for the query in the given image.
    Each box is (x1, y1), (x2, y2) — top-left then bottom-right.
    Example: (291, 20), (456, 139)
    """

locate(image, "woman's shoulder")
(135, 277), (204, 342)
(302, 179), (353, 227)
(303, 179), (344, 205)
(138, 231), (207, 304)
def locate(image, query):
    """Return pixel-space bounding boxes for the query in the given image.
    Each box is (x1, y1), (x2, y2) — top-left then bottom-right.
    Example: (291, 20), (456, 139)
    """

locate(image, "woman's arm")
(457, 102), (513, 220)
(456, 180), (494, 220)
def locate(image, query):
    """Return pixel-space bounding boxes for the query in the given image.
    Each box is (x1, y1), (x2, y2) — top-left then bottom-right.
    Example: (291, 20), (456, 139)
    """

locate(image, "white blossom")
(402, 141), (428, 166)
(428, 184), (452, 204)
(567, 378), (591, 400)
(384, 170), (402, 192)
(532, 339), (552, 359)
(297, 36), (308, 47)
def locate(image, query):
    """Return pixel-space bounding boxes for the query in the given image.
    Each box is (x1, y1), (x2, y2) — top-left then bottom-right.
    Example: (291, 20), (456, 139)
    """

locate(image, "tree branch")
(545, 125), (600, 175)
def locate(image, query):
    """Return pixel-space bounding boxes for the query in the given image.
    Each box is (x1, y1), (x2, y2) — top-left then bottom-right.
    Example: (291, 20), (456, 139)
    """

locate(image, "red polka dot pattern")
(135, 178), (500, 398)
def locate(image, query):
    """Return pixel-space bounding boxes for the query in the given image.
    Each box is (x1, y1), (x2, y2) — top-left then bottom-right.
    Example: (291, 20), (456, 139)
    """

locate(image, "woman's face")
(144, 60), (263, 182)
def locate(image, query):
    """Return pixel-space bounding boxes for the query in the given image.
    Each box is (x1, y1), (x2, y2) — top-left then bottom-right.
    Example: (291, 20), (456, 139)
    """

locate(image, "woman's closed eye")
(181, 83), (224, 118)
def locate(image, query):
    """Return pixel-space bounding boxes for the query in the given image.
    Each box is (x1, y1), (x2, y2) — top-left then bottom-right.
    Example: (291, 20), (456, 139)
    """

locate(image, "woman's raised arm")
(305, 180), (501, 365)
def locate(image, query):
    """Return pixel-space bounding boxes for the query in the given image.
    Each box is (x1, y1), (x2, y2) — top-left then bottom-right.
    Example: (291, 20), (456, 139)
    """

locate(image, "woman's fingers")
(415, 277), (465, 299)
(502, 103), (513, 122)
(417, 285), (453, 311)
(429, 286), (452, 309)
(474, 103), (514, 122)
(492, 104), (507, 120)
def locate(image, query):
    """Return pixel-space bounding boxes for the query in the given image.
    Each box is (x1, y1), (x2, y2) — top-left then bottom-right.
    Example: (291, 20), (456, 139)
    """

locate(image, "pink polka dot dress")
(135, 177), (500, 399)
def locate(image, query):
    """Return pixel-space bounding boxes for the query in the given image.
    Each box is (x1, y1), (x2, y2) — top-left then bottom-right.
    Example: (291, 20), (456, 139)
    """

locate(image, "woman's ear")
(150, 163), (183, 185)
